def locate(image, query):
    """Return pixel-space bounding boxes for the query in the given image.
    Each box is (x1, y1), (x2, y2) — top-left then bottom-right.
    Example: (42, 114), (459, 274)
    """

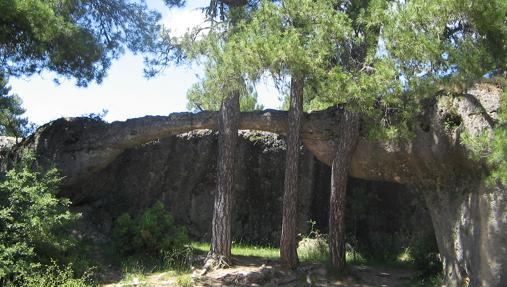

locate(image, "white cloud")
(163, 8), (206, 38)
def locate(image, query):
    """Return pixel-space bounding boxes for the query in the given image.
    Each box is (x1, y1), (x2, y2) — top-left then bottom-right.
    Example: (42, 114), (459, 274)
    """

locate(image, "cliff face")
(68, 130), (312, 245)
(65, 130), (428, 252)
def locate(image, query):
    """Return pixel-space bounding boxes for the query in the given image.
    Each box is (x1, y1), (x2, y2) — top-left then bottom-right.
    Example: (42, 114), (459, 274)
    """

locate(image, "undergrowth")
(0, 151), (94, 286)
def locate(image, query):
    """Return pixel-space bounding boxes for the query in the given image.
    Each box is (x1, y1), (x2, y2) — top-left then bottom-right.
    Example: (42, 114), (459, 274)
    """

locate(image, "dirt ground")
(103, 255), (418, 287)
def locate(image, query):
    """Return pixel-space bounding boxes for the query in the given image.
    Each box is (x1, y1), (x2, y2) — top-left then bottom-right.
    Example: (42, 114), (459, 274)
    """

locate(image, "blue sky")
(9, 0), (281, 126)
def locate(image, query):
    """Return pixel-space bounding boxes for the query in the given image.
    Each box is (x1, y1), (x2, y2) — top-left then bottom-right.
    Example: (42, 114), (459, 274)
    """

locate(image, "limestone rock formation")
(4, 82), (506, 286)
(60, 129), (428, 250)
(68, 130), (317, 244)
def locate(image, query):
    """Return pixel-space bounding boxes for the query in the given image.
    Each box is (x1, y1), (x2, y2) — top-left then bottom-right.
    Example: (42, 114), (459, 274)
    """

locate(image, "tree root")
(199, 252), (232, 275)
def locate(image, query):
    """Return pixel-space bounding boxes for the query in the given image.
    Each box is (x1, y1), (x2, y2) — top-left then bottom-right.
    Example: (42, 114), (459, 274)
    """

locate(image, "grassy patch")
(190, 241), (210, 253)
(175, 273), (193, 287)
(118, 257), (194, 287)
(115, 247), (198, 286)
(191, 241), (280, 259)
(111, 242), (439, 287)
(232, 244), (279, 259)
(397, 248), (413, 263)
(154, 270), (193, 287)
(193, 241), (375, 265)
(119, 259), (149, 286)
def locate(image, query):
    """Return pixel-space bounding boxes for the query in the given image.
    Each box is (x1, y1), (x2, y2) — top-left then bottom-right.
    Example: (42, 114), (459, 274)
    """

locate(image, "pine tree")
(178, 0), (507, 272)
(0, 75), (32, 138)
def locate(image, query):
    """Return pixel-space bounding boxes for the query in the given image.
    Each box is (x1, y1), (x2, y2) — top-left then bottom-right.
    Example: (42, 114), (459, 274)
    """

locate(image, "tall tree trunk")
(329, 110), (359, 271)
(280, 75), (304, 269)
(208, 90), (240, 266)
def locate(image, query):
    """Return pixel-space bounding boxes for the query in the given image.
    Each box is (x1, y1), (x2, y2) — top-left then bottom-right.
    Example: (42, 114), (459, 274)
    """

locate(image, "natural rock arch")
(8, 83), (506, 287)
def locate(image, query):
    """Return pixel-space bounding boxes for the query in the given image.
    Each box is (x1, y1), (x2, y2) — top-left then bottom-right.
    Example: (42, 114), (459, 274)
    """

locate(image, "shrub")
(112, 201), (190, 260)
(410, 231), (441, 276)
(111, 213), (140, 255)
(0, 152), (82, 285)
(161, 245), (194, 270)
(13, 262), (94, 287)
(297, 220), (329, 263)
(298, 237), (329, 262)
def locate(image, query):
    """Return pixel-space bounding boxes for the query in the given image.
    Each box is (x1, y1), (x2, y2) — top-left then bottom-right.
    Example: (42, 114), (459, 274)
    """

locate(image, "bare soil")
(103, 255), (417, 287)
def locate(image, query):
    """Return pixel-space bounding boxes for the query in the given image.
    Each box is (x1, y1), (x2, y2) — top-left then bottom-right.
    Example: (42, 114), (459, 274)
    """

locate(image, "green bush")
(111, 213), (140, 255)
(297, 220), (329, 263)
(112, 201), (190, 259)
(10, 262), (95, 287)
(410, 232), (441, 276)
(161, 245), (194, 270)
(297, 236), (329, 262)
(0, 152), (82, 285)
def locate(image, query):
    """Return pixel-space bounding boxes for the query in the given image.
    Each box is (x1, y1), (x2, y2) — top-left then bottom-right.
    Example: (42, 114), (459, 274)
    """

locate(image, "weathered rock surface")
(62, 129), (427, 251)
(4, 82), (506, 286)
(69, 130), (317, 244)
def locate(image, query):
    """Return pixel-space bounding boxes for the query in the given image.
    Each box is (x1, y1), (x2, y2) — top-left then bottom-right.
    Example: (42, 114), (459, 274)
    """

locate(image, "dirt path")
(103, 255), (417, 287)
(192, 256), (416, 287)
(337, 265), (416, 287)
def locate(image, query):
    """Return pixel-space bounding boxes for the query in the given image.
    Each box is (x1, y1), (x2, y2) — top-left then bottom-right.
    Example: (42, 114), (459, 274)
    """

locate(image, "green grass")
(298, 248), (367, 264)
(152, 270), (193, 287)
(187, 242), (422, 271)
(175, 273), (193, 287)
(117, 251), (195, 287)
(118, 261), (194, 287)
(119, 259), (150, 286)
(114, 242), (440, 287)
(190, 241), (210, 253)
(233, 244), (279, 259)
(191, 241), (280, 259)
(192, 241), (367, 265)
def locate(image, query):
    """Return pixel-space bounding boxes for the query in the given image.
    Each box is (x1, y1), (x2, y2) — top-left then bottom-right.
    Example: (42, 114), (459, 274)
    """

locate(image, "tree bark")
(329, 110), (359, 271)
(280, 75), (304, 269)
(208, 90), (240, 265)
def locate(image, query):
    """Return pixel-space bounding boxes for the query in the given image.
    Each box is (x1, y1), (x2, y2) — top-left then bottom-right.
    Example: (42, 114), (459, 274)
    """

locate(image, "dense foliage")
(178, 0), (506, 136)
(488, 85), (507, 185)
(17, 262), (94, 287)
(177, 0), (507, 185)
(0, 0), (171, 86)
(0, 76), (36, 137)
(187, 80), (264, 111)
(112, 201), (189, 258)
(0, 152), (82, 285)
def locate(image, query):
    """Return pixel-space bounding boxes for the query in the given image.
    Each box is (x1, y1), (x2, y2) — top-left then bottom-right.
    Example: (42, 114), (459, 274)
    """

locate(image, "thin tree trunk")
(280, 75), (304, 269)
(208, 90), (240, 266)
(329, 110), (359, 271)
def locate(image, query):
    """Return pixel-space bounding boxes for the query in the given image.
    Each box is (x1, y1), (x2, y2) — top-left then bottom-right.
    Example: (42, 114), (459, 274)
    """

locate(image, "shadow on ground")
(103, 254), (416, 287)
(193, 255), (415, 287)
